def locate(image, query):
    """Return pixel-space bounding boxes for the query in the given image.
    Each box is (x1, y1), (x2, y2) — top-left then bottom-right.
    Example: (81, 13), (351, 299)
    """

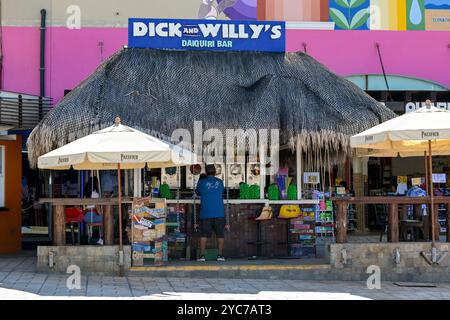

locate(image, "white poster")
(161, 167), (180, 188)
(186, 163), (205, 189)
(247, 162), (261, 186)
(303, 172), (320, 185)
(213, 163), (225, 181)
(226, 163), (245, 188)
(432, 173), (447, 184)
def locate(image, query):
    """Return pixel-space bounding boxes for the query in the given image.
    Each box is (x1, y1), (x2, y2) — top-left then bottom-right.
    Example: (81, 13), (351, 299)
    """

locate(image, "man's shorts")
(200, 217), (225, 238)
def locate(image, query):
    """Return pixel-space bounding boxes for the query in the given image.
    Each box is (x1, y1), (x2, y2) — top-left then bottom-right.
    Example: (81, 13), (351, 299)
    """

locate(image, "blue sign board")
(128, 18), (286, 53)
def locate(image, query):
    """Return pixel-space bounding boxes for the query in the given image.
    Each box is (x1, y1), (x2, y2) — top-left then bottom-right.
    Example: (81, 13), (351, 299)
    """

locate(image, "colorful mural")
(425, 0), (450, 30)
(258, 0), (330, 21)
(197, 0), (257, 20)
(369, 0), (406, 30)
(329, 0), (370, 30)
(256, 0), (450, 30)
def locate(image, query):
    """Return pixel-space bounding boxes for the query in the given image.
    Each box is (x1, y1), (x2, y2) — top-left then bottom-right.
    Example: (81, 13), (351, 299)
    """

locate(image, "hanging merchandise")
(160, 183), (173, 199)
(162, 166), (180, 188)
(239, 183), (251, 199)
(287, 184), (297, 200)
(268, 183), (280, 200)
(247, 162), (261, 186)
(275, 167), (290, 200)
(186, 164), (204, 188)
(226, 163), (245, 188)
(249, 184), (260, 199)
(255, 206), (273, 220)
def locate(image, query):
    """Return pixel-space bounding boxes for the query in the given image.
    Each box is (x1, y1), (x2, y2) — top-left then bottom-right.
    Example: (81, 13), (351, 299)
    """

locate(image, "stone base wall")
(37, 246), (131, 274)
(329, 243), (450, 282)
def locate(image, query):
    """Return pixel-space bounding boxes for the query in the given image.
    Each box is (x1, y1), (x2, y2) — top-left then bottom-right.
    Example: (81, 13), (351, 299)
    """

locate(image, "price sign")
(432, 173), (447, 184)
(336, 187), (346, 195)
(397, 176), (407, 184)
(304, 172), (320, 185)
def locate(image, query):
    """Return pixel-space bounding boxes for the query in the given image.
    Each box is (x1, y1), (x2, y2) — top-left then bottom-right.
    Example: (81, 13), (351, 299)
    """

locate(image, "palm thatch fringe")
(27, 48), (395, 169)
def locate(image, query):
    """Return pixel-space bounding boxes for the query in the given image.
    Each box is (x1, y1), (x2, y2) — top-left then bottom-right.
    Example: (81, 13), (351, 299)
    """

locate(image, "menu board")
(226, 163), (245, 188)
(186, 163), (205, 189)
(247, 162), (261, 186)
(161, 167), (181, 188)
(131, 199), (167, 266)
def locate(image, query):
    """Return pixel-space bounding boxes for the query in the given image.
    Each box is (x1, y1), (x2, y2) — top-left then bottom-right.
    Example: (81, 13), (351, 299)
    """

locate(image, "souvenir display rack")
(438, 204), (447, 234)
(166, 203), (187, 259)
(315, 200), (335, 240)
(288, 206), (317, 258)
(130, 198), (168, 266)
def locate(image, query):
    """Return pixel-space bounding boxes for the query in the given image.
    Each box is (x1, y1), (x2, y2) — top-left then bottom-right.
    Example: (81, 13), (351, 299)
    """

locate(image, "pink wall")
(3, 27), (127, 103)
(2, 27), (449, 104)
(287, 30), (450, 89)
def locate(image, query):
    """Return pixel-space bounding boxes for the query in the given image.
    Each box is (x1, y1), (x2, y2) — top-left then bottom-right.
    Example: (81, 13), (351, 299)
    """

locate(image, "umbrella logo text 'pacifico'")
(421, 131), (439, 139)
(58, 157), (69, 164)
(121, 154), (139, 161)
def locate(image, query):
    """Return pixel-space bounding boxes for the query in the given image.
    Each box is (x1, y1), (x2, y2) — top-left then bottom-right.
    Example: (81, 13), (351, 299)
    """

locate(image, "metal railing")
(0, 95), (52, 129)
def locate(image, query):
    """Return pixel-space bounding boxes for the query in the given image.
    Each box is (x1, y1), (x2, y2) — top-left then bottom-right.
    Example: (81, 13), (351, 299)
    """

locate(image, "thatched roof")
(27, 48), (395, 169)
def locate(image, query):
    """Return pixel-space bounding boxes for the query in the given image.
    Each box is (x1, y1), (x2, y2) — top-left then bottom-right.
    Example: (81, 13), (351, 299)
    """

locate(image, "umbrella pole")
(428, 140), (436, 248)
(424, 151), (428, 196)
(118, 163), (124, 276)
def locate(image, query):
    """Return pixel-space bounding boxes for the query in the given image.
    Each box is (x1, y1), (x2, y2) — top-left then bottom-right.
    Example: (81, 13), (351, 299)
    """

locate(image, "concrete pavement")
(1, 252), (450, 300)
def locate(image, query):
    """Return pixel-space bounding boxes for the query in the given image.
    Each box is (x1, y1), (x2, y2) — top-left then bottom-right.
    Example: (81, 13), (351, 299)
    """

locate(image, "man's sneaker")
(217, 255), (226, 262)
(197, 255), (206, 262)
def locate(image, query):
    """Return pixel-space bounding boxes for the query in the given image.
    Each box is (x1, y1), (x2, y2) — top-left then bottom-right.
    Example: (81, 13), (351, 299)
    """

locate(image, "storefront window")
(0, 146), (4, 207)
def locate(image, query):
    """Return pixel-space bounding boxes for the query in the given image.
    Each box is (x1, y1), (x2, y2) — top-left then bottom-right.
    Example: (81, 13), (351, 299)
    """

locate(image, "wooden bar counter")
(332, 196), (450, 244)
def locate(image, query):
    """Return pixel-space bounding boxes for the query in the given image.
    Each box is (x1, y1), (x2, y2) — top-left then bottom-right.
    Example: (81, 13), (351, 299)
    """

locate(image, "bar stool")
(247, 215), (272, 259)
(277, 216), (300, 258)
(65, 207), (84, 245)
(84, 208), (104, 245)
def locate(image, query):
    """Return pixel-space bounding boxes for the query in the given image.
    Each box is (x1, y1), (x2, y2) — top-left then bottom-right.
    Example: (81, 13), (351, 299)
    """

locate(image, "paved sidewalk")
(1, 252), (450, 300)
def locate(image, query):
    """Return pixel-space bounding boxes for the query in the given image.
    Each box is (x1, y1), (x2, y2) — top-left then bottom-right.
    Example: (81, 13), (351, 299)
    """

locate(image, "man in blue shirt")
(195, 164), (229, 261)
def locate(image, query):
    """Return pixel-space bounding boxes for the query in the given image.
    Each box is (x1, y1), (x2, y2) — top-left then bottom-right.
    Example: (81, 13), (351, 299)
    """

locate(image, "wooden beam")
(259, 144), (265, 200)
(332, 196), (450, 205)
(103, 205), (114, 245)
(433, 204), (440, 242)
(336, 202), (348, 243)
(39, 197), (136, 205)
(388, 203), (399, 242)
(296, 138), (302, 200)
(53, 205), (65, 246)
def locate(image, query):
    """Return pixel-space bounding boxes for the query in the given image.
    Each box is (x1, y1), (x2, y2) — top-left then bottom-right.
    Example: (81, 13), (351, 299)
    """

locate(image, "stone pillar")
(352, 157), (368, 232)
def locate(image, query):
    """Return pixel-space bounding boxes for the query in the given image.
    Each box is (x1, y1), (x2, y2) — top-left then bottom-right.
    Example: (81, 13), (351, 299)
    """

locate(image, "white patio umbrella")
(38, 117), (198, 275)
(351, 100), (450, 247)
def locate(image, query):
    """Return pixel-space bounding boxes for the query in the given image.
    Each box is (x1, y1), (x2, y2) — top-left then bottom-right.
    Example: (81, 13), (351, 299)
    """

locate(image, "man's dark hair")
(205, 164), (216, 176)
(199, 173), (207, 180)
